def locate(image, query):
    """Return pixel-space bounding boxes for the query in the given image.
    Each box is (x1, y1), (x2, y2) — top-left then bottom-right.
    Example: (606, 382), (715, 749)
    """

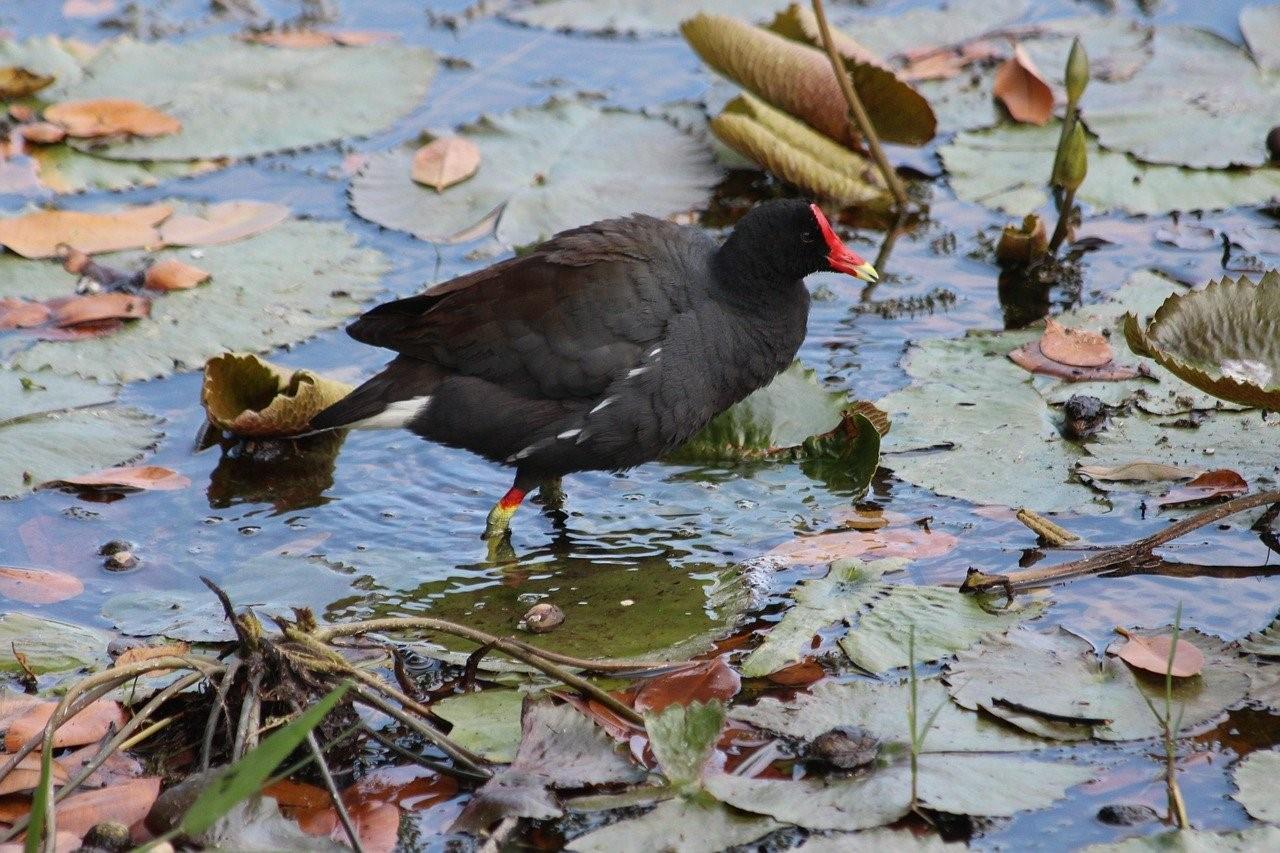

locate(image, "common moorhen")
(311, 199), (877, 540)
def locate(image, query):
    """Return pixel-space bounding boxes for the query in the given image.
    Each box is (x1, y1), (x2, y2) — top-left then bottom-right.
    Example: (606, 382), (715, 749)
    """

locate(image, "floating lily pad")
(941, 122), (1280, 216)
(828, 0), (1028, 60)
(568, 797), (779, 853)
(795, 830), (963, 852)
(433, 690), (526, 764)
(1241, 5), (1280, 72)
(1083, 26), (1280, 169)
(646, 700), (723, 790)
(732, 678), (1046, 752)
(0, 215), (387, 382)
(51, 37), (435, 160)
(1124, 271), (1280, 411)
(0, 36), (85, 90)
(351, 98), (720, 247)
(1233, 747), (1280, 822)
(0, 367), (158, 498)
(505, 0), (786, 36)
(26, 142), (219, 196)
(0, 612), (110, 675)
(1081, 828), (1280, 852)
(946, 627), (1251, 741)
(201, 353), (353, 438)
(1238, 612), (1280, 658)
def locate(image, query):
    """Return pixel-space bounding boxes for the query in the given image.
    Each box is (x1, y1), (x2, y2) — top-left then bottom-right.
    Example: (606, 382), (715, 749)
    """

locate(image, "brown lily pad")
(1110, 630), (1205, 678)
(0, 203), (171, 259)
(44, 98), (181, 138)
(411, 136), (481, 192)
(767, 527), (957, 565)
(1009, 340), (1143, 382)
(158, 200), (289, 247)
(0, 566), (84, 605)
(201, 352), (353, 438)
(45, 464), (191, 492)
(1158, 469), (1249, 508)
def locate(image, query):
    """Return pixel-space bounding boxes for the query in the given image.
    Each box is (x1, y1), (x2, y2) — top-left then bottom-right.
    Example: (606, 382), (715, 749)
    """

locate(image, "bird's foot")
(537, 477), (566, 511)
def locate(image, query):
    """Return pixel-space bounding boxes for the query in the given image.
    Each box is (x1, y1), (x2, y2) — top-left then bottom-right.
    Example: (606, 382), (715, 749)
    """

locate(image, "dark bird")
(310, 199), (878, 541)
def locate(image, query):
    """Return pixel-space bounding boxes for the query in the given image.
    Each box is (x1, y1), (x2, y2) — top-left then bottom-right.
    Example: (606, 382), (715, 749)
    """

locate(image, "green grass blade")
(24, 740), (55, 853)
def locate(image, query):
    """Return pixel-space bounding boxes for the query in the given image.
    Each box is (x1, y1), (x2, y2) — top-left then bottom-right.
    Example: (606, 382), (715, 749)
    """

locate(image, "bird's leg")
(538, 476), (566, 511)
(483, 478), (529, 541)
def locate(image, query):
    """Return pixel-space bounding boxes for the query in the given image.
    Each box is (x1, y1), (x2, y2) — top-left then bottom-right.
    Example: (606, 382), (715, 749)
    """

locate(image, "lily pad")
(0, 36), (85, 90)
(24, 144), (219, 195)
(946, 627), (1251, 741)
(201, 353), (353, 438)
(731, 677), (1047, 752)
(351, 98), (720, 247)
(505, 0), (787, 37)
(1238, 613), (1280, 658)
(1081, 828), (1280, 852)
(432, 690), (529, 764)
(0, 367), (158, 498)
(646, 700), (723, 790)
(0, 215), (387, 382)
(828, 0), (1028, 60)
(941, 121), (1280, 216)
(1124, 271), (1280, 411)
(52, 36), (435, 160)
(0, 612), (110, 675)
(1232, 747), (1280, 822)
(709, 94), (889, 207)
(1241, 5), (1280, 72)
(567, 797), (779, 853)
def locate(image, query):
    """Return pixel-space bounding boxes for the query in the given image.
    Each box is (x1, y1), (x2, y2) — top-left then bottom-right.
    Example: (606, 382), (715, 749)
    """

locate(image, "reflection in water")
(206, 431), (347, 513)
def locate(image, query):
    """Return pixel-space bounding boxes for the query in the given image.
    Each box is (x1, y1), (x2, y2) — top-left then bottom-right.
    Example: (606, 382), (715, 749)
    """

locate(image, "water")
(2, 0), (1280, 849)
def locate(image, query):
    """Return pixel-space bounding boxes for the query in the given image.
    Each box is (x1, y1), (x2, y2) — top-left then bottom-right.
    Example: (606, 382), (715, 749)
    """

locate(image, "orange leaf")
(264, 778), (330, 810)
(44, 464), (189, 492)
(411, 137), (481, 192)
(343, 765), (458, 811)
(143, 258), (210, 291)
(1112, 632), (1205, 678)
(1008, 341), (1142, 382)
(0, 831), (81, 853)
(767, 527), (957, 565)
(0, 298), (51, 329)
(0, 694), (44, 731)
(52, 776), (160, 838)
(0, 753), (70, 796)
(765, 657), (826, 687)
(55, 740), (143, 788)
(44, 98), (181, 139)
(1159, 469), (1249, 509)
(49, 292), (150, 327)
(4, 699), (125, 752)
(244, 30), (393, 48)
(113, 642), (191, 667)
(158, 200), (289, 247)
(18, 122), (67, 145)
(634, 657), (741, 713)
(1040, 319), (1113, 367)
(0, 567), (84, 604)
(993, 44), (1054, 125)
(0, 203), (171, 259)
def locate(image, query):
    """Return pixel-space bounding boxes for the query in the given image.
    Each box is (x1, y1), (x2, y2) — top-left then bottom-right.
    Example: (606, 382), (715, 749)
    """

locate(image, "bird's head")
(721, 199), (879, 284)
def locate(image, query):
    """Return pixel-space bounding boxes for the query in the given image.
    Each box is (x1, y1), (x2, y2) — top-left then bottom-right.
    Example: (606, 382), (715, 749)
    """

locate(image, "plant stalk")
(1048, 186), (1076, 252)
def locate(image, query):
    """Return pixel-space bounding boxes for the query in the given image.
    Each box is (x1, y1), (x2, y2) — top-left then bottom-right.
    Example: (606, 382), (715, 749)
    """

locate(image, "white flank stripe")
(627, 366), (649, 378)
(348, 396), (431, 430)
(558, 428), (582, 439)
(590, 397), (616, 414)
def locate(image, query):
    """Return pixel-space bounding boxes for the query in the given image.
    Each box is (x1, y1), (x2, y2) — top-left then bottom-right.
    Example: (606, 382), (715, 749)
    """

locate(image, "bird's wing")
(347, 215), (705, 399)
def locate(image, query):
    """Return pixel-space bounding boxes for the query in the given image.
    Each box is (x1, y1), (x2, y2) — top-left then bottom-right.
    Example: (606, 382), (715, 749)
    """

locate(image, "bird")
(309, 199), (878, 542)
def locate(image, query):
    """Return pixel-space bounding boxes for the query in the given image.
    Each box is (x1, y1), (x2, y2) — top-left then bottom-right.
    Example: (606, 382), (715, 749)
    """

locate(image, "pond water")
(2, 0), (1280, 850)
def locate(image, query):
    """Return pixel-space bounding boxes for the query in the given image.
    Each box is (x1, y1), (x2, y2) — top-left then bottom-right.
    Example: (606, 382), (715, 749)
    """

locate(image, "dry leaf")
(158, 200), (289, 247)
(633, 657), (741, 713)
(55, 741), (143, 788)
(1008, 341), (1142, 382)
(411, 137), (482, 192)
(201, 352), (353, 438)
(143, 258), (210, 291)
(0, 753), (70, 796)
(244, 30), (393, 48)
(1158, 469), (1249, 508)
(52, 776), (161, 838)
(765, 658), (827, 687)
(63, 0), (117, 17)
(45, 99), (181, 139)
(0, 202), (171, 258)
(0, 298), (51, 329)
(993, 44), (1054, 125)
(767, 527), (957, 565)
(0, 832), (80, 853)
(0, 567), (84, 605)
(0, 67), (55, 100)
(1077, 462), (1201, 482)
(45, 465), (191, 492)
(1040, 319), (1113, 367)
(4, 699), (125, 751)
(18, 122), (68, 145)
(1111, 631), (1205, 678)
(49, 292), (150, 327)
(113, 642), (191, 666)
(900, 39), (1003, 81)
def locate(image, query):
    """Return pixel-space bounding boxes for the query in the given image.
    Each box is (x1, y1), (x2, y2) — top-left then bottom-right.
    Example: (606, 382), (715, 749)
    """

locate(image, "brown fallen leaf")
(0, 202), (171, 259)
(54, 740), (143, 788)
(0, 831), (81, 853)
(45, 465), (191, 492)
(158, 200), (289, 246)
(202, 352), (353, 438)
(4, 699), (125, 751)
(0, 567), (84, 605)
(0, 752), (70, 796)
(49, 292), (150, 327)
(411, 137), (482, 192)
(38, 318), (125, 341)
(1040, 319), (1113, 367)
(768, 527), (957, 565)
(113, 642), (191, 667)
(0, 67), (55, 100)
(900, 39), (1003, 81)
(1008, 340), (1143, 382)
(44, 98), (181, 139)
(243, 29), (394, 48)
(633, 657), (741, 713)
(344, 764), (459, 812)
(1077, 461), (1201, 483)
(143, 258), (210, 291)
(0, 298), (51, 329)
(993, 44), (1054, 125)
(765, 657), (827, 687)
(52, 776), (161, 838)
(1110, 629), (1205, 678)
(63, 0), (118, 17)
(17, 122), (67, 145)
(1158, 469), (1249, 509)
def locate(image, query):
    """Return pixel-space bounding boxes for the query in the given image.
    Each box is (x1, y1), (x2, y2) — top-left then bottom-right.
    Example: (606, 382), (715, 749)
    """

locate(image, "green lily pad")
(732, 677), (1047, 752)
(27, 144), (219, 196)
(1241, 5), (1280, 73)
(1233, 747), (1280, 822)
(709, 94), (889, 207)
(1083, 26), (1280, 169)
(504, 0), (787, 36)
(567, 797), (779, 853)
(646, 700), (723, 790)
(350, 98), (720, 247)
(52, 36), (435, 160)
(433, 689), (526, 763)
(0, 367), (159, 498)
(827, 0), (1028, 60)
(941, 121), (1280, 216)
(946, 627), (1251, 741)
(1238, 613), (1280, 658)
(1081, 828), (1280, 852)
(0, 215), (387, 382)
(0, 612), (111, 675)
(795, 830), (963, 852)
(1124, 271), (1280, 411)
(0, 35), (85, 90)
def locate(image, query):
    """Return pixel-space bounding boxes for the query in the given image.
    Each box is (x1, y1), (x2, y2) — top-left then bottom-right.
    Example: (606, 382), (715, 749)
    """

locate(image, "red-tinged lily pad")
(1009, 340), (1144, 382)
(767, 527), (957, 566)
(1125, 271), (1280, 411)
(4, 698), (125, 751)
(1040, 319), (1113, 367)
(0, 298), (51, 329)
(44, 98), (181, 139)
(1158, 469), (1249, 509)
(43, 464), (189, 492)
(634, 657), (741, 713)
(1109, 630), (1205, 678)
(48, 292), (150, 327)
(0, 566), (84, 604)
(0, 752), (71, 796)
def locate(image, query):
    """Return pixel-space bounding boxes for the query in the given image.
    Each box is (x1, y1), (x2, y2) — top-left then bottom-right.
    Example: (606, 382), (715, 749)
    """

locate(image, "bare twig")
(480, 816), (521, 853)
(349, 684), (492, 779)
(203, 659), (243, 771)
(1015, 507), (1080, 546)
(303, 727), (363, 852)
(810, 0), (908, 208)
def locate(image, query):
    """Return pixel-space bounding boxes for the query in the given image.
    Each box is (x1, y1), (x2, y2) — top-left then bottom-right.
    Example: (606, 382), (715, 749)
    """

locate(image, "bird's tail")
(309, 356), (441, 432)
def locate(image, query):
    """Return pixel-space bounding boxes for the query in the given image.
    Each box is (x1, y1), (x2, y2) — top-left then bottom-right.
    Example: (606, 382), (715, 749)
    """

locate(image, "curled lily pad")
(1232, 747), (1280, 822)
(1124, 271), (1280, 410)
(0, 612), (110, 675)
(505, 0), (788, 37)
(709, 94), (890, 207)
(201, 353), (353, 438)
(52, 36), (435, 160)
(351, 98), (720, 247)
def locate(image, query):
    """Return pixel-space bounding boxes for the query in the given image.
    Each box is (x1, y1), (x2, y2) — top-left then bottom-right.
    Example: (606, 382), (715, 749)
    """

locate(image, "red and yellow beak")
(810, 203), (879, 282)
